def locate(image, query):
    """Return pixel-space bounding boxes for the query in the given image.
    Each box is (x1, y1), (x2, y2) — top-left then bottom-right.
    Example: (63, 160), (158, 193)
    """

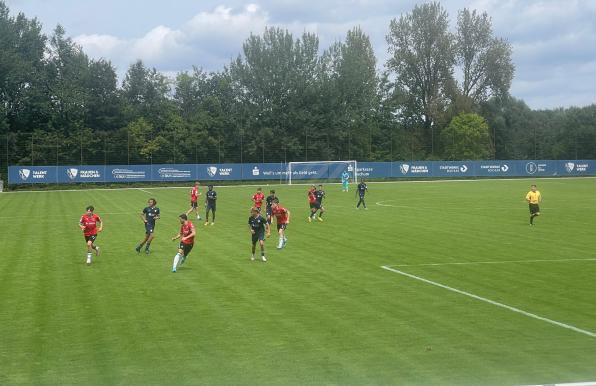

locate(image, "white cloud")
(68, 0), (596, 108)
(73, 34), (127, 59)
(74, 4), (269, 73)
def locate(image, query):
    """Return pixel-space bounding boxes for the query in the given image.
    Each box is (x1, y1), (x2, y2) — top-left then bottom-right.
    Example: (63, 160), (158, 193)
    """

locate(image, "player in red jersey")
(79, 205), (103, 265)
(186, 181), (202, 220)
(307, 185), (317, 222)
(252, 187), (265, 211)
(270, 201), (291, 249)
(171, 214), (196, 273)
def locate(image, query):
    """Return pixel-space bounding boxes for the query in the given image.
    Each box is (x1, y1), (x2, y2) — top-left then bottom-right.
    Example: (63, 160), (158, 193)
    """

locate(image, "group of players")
(78, 176), (540, 271)
(78, 174), (370, 271)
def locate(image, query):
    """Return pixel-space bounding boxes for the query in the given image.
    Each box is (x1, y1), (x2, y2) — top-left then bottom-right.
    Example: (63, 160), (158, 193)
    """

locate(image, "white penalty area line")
(388, 258), (596, 268)
(381, 265), (596, 339)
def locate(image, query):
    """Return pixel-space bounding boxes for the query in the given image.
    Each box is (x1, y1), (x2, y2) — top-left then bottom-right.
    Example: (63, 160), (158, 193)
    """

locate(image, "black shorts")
(190, 201), (198, 209)
(145, 223), (155, 234)
(84, 235), (97, 243)
(266, 207), (272, 216)
(312, 202), (321, 210)
(529, 203), (540, 214)
(309, 203), (316, 209)
(178, 242), (194, 257)
(206, 203), (216, 211)
(277, 223), (287, 231)
(251, 231), (265, 244)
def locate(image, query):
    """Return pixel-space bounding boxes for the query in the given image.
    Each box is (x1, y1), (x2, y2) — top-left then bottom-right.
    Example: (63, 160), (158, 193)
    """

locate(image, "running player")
(271, 201), (290, 249)
(310, 184), (325, 222)
(265, 189), (277, 224)
(525, 184), (542, 225)
(252, 187), (265, 212)
(136, 198), (160, 254)
(356, 179), (368, 209)
(171, 214), (196, 273)
(307, 185), (317, 222)
(79, 205), (103, 265)
(204, 185), (217, 225)
(248, 207), (270, 262)
(187, 181), (202, 220)
(341, 170), (350, 192)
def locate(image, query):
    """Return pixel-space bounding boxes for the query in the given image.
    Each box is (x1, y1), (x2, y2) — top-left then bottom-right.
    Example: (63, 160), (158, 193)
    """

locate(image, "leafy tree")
(0, 1), (48, 134)
(230, 27), (321, 161)
(441, 113), (492, 159)
(85, 59), (122, 132)
(455, 8), (514, 109)
(121, 60), (172, 129)
(46, 25), (90, 133)
(386, 2), (455, 156)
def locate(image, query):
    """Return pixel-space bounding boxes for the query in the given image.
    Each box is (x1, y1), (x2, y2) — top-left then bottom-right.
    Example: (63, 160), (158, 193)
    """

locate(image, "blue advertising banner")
(56, 165), (106, 183)
(106, 165), (151, 182)
(433, 161), (474, 177)
(8, 160), (596, 184)
(150, 164), (197, 181)
(475, 160), (516, 177)
(357, 162), (392, 179)
(198, 163), (242, 181)
(517, 160), (556, 177)
(241, 163), (288, 180)
(557, 160), (595, 176)
(9, 166), (57, 184)
(289, 162), (330, 180)
(391, 161), (433, 178)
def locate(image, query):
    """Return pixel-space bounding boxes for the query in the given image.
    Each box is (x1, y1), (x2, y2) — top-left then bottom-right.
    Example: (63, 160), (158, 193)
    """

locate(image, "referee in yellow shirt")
(525, 184), (542, 225)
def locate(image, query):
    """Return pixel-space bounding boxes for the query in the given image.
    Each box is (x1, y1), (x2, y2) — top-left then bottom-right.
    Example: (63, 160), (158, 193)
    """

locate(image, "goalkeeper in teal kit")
(341, 170), (350, 192)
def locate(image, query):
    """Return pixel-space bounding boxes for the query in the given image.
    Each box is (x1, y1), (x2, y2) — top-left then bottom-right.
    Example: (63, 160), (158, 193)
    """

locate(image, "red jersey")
(191, 186), (199, 202)
(80, 213), (101, 236)
(308, 189), (316, 204)
(180, 221), (195, 244)
(252, 192), (265, 208)
(272, 206), (289, 224)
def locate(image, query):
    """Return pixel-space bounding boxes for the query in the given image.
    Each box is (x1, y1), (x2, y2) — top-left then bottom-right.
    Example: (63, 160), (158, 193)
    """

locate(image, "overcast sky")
(5, 0), (596, 110)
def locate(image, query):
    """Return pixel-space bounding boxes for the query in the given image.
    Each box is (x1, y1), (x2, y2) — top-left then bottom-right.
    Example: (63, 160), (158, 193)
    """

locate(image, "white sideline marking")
(381, 265), (596, 338)
(137, 188), (153, 194)
(525, 382), (596, 386)
(389, 258), (596, 267)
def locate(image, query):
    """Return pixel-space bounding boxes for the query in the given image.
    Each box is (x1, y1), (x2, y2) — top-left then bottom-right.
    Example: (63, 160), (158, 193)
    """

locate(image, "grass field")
(1, 178), (595, 385)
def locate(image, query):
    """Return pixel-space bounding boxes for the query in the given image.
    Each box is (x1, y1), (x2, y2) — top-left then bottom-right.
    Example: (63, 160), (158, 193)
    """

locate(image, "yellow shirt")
(526, 190), (541, 204)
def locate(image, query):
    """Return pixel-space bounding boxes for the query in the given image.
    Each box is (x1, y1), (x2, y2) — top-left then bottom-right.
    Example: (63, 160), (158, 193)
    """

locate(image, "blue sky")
(6, 0), (596, 109)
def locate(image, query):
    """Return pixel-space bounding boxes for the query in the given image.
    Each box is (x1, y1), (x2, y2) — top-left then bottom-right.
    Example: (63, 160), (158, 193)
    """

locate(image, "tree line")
(1, 1), (595, 174)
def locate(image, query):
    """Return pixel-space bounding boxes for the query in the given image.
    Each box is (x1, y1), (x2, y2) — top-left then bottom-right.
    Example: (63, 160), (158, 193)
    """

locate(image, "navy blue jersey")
(206, 190), (217, 203)
(248, 215), (267, 233)
(265, 194), (277, 209)
(315, 189), (325, 204)
(357, 183), (368, 196)
(142, 206), (160, 226)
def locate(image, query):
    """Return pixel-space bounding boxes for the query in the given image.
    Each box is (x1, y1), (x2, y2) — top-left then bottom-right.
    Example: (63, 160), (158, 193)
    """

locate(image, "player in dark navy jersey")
(309, 184), (326, 222)
(265, 189), (277, 224)
(204, 185), (217, 226)
(356, 180), (368, 209)
(136, 198), (160, 254)
(248, 208), (270, 262)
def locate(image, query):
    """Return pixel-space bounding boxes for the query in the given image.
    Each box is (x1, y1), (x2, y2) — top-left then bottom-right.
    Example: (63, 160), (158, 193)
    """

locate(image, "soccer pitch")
(1, 178), (595, 385)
